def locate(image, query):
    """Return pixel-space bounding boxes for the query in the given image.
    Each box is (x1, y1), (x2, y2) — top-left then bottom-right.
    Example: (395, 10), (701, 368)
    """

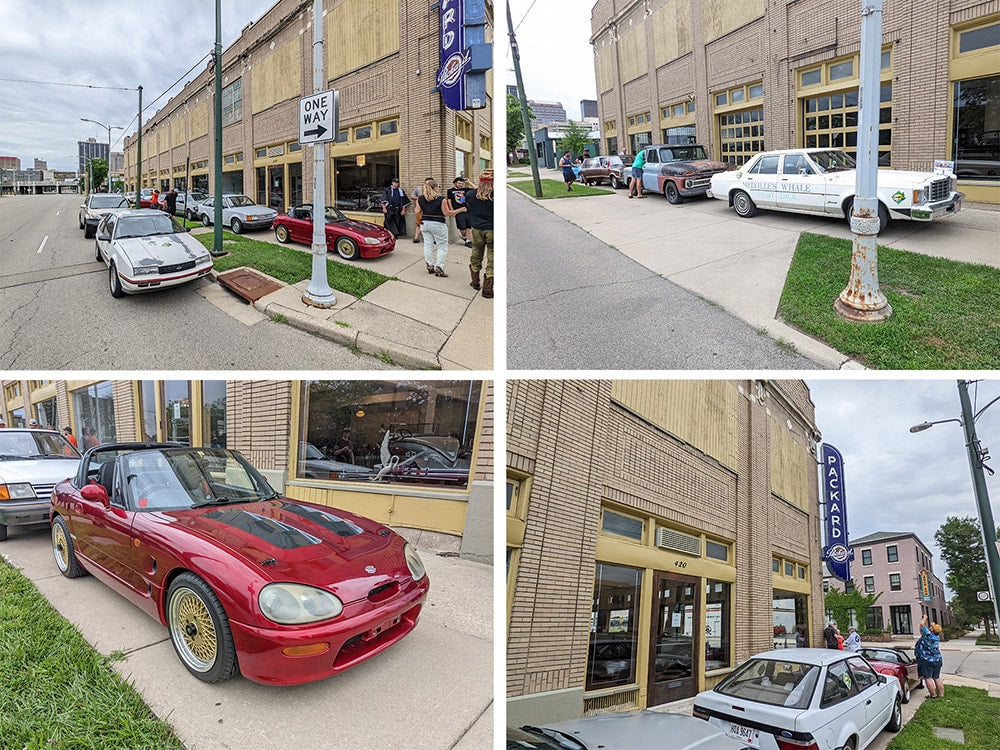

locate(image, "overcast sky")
(507, 0), (597, 121)
(806, 378), (1000, 598)
(0, 0), (276, 173)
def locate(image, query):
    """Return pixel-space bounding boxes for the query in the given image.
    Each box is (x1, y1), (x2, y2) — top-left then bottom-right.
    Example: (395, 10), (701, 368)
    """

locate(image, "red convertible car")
(861, 646), (921, 703)
(273, 204), (395, 260)
(50, 443), (429, 685)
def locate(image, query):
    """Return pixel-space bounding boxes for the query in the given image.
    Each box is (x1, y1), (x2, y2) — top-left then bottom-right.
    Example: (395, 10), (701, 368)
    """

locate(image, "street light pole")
(81, 118), (124, 191)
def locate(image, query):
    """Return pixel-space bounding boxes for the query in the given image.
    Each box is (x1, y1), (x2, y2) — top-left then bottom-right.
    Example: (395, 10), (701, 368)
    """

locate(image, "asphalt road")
(507, 188), (820, 370)
(0, 193), (394, 369)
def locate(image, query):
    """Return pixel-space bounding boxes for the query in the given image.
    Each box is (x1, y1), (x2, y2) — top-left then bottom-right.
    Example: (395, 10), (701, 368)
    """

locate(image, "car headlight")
(132, 265), (159, 276)
(363, 236), (381, 245)
(912, 187), (928, 205)
(194, 252), (211, 265)
(259, 583), (343, 624)
(0, 483), (36, 501)
(404, 543), (426, 581)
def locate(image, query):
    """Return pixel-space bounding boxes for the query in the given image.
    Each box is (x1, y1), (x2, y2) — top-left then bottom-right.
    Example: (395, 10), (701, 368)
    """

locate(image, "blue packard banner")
(437, 0), (491, 111)
(821, 443), (854, 581)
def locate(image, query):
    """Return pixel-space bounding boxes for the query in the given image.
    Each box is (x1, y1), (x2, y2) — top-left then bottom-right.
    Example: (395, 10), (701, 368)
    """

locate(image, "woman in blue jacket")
(915, 613), (944, 698)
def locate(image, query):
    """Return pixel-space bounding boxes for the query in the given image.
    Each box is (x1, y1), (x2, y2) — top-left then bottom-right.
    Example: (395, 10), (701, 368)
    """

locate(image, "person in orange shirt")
(63, 427), (78, 448)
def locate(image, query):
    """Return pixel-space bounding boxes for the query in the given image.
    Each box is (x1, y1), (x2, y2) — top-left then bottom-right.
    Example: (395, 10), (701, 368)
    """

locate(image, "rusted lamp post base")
(835, 213), (893, 322)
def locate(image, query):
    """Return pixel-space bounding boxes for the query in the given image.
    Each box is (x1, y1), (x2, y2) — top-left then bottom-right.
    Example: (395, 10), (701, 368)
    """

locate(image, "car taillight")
(776, 739), (820, 750)
(692, 706), (709, 721)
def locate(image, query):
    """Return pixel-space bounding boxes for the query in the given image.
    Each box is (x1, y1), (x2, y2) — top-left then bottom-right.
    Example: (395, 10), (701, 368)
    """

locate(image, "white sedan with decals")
(708, 148), (964, 227)
(94, 209), (213, 298)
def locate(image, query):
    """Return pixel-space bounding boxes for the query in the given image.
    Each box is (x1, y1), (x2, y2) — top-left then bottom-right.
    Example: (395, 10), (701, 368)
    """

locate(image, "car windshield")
(301, 442), (325, 460)
(324, 207), (350, 223)
(91, 196), (130, 209)
(511, 727), (587, 750)
(122, 448), (277, 511)
(228, 195), (256, 207)
(809, 150), (857, 173)
(714, 658), (820, 709)
(188, 191), (207, 202)
(0, 431), (79, 460)
(115, 214), (181, 239)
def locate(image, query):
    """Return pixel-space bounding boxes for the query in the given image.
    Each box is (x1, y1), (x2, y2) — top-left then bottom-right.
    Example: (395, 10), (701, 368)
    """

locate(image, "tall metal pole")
(506, 3), (542, 198)
(958, 380), (1000, 632)
(136, 86), (143, 207)
(302, 0), (336, 307)
(835, 0), (891, 322)
(211, 0), (224, 255)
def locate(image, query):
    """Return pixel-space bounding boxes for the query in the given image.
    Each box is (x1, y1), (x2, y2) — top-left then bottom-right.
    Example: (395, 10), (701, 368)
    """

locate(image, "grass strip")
(508, 178), (612, 199)
(0, 560), (184, 750)
(195, 231), (390, 298)
(888, 685), (1000, 749)
(778, 232), (1000, 369)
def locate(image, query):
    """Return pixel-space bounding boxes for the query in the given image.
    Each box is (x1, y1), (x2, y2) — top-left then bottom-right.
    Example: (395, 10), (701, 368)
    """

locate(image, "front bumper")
(0, 499), (50, 528)
(118, 264), (213, 294)
(900, 192), (965, 221)
(239, 217), (275, 230)
(229, 576), (429, 685)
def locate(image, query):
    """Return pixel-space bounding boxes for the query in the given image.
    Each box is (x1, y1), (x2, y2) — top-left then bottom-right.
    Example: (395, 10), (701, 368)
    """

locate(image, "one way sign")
(298, 89), (338, 144)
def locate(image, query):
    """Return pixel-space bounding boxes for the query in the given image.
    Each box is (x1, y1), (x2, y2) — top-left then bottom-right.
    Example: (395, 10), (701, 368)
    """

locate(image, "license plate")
(361, 615), (401, 642)
(727, 721), (759, 748)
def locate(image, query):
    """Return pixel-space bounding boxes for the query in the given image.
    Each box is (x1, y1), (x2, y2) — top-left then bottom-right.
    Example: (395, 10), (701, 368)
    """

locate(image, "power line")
(0, 77), (134, 91)
(514, 0), (539, 33)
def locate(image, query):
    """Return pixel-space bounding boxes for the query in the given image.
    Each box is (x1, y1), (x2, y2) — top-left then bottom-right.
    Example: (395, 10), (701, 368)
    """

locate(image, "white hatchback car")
(94, 209), (213, 297)
(0, 429), (80, 542)
(693, 649), (902, 750)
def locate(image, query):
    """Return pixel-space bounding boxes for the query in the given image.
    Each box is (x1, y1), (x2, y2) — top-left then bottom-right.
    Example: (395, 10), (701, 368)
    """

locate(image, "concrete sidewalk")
(516, 169), (1000, 369)
(1, 525), (493, 750)
(194, 226), (493, 370)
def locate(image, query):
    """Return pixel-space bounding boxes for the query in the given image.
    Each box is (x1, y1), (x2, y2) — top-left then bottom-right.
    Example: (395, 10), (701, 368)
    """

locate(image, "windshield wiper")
(0, 453), (28, 460)
(519, 727), (587, 750)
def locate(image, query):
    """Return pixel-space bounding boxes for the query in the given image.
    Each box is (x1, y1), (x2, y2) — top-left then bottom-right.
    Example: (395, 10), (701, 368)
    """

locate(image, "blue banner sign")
(437, 0), (470, 110)
(821, 443), (854, 581)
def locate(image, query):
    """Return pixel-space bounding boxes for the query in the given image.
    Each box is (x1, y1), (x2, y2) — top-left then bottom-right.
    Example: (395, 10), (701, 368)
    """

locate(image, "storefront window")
(288, 162), (303, 208)
(663, 126), (696, 144)
(706, 581), (731, 669)
(298, 380), (481, 487)
(161, 381), (191, 445)
(587, 563), (642, 690)
(334, 151), (398, 212)
(72, 381), (116, 448)
(202, 381), (227, 448)
(774, 592), (809, 649)
(35, 398), (57, 430)
(192, 174), (208, 192)
(140, 381), (157, 441)
(952, 75), (999, 181)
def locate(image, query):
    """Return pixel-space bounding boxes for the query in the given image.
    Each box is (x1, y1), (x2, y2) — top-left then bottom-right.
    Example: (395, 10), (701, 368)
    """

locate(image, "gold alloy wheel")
(52, 523), (69, 571)
(170, 587), (218, 671)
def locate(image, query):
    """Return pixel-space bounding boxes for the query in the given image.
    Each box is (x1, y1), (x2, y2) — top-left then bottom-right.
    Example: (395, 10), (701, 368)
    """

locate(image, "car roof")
(751, 647), (857, 666)
(113, 209), (175, 217)
(2, 428), (61, 434)
(645, 143), (707, 150)
(528, 710), (741, 748)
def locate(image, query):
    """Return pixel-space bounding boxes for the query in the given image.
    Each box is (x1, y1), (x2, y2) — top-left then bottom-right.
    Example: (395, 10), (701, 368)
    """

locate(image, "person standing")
(83, 428), (99, 450)
(149, 187), (160, 210)
(446, 177), (472, 247)
(332, 429), (355, 463)
(795, 628), (806, 648)
(915, 614), (945, 698)
(410, 182), (427, 244)
(823, 621), (838, 649)
(559, 150), (576, 192)
(380, 177), (410, 237)
(464, 170), (493, 298)
(62, 427), (77, 447)
(844, 626), (861, 652)
(628, 149), (646, 198)
(418, 179), (466, 277)
(164, 187), (178, 216)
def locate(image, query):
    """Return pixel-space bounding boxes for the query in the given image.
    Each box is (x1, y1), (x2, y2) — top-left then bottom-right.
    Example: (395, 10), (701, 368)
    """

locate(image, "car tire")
(109, 261), (124, 298)
(52, 516), (86, 578)
(665, 182), (684, 205)
(201, 213), (211, 227)
(901, 681), (911, 703)
(84, 224), (94, 239)
(335, 237), (360, 261)
(0, 523), (6, 542)
(78, 215), (84, 230)
(844, 197), (890, 231)
(230, 218), (243, 234)
(732, 190), (758, 218)
(886, 695), (903, 732)
(275, 225), (290, 243)
(95, 242), (102, 262)
(166, 572), (239, 683)
(609, 175), (620, 189)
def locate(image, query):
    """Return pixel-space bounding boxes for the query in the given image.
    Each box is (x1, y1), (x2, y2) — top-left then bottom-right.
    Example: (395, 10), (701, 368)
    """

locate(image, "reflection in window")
(952, 75), (999, 182)
(601, 510), (643, 540)
(334, 151), (398, 212)
(35, 398), (57, 430)
(72, 382), (116, 448)
(587, 563), (641, 690)
(706, 581), (731, 669)
(298, 380), (480, 487)
(202, 381), (227, 448)
(162, 381), (191, 446)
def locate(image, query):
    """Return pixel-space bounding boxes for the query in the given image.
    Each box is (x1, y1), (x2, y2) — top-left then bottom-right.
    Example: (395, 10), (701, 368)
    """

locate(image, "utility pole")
(507, 3), (542, 198)
(211, 0), (224, 255)
(136, 85), (143, 207)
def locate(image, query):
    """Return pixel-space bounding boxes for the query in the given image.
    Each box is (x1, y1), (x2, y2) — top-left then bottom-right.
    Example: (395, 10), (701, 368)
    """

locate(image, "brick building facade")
(506, 379), (825, 726)
(1, 378), (493, 562)
(824, 531), (953, 635)
(123, 0), (493, 222)
(590, 0), (999, 204)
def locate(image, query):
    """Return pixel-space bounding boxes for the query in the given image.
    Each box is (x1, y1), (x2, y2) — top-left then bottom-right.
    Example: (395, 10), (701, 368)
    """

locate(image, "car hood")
(87, 206), (131, 216)
(824, 169), (944, 188)
(115, 234), (208, 265)
(0, 458), (79, 484)
(231, 205), (277, 218)
(166, 499), (410, 602)
(537, 711), (745, 749)
(660, 159), (730, 175)
(334, 219), (391, 238)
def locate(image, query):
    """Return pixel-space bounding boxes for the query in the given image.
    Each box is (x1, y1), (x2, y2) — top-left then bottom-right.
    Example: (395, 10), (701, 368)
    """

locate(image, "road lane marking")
(56, 211), (60, 216)
(36, 235), (48, 254)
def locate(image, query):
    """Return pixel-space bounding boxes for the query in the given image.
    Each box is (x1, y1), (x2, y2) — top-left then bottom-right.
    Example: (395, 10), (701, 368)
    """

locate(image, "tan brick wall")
(474, 384), (494, 482)
(227, 380), (294, 471)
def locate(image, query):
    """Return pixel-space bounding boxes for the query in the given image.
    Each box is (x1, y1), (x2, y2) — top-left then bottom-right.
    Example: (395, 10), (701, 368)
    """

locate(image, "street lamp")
(81, 118), (124, 191)
(910, 380), (1000, 635)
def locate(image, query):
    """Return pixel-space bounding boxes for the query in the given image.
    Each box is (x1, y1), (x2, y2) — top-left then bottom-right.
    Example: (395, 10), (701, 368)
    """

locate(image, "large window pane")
(298, 380), (481, 487)
(952, 76), (1000, 181)
(72, 382), (116, 449)
(587, 563), (642, 690)
(202, 381), (227, 448)
(706, 581), (731, 669)
(140, 380), (157, 441)
(161, 381), (191, 445)
(35, 398), (57, 430)
(334, 151), (399, 212)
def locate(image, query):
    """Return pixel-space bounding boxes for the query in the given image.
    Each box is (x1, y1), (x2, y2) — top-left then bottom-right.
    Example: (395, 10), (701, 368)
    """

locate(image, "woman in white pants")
(417, 179), (466, 277)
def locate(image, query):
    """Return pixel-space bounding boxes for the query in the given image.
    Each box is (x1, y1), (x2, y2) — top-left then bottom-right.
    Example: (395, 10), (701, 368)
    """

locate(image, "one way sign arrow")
(303, 124), (327, 139)
(298, 89), (338, 144)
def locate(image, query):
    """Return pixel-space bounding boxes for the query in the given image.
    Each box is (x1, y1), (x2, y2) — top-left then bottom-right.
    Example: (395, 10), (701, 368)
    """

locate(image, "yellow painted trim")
(327, 134), (401, 158)
(289, 381), (304, 474)
(190, 382), (204, 447)
(595, 536), (737, 583)
(507, 515), (526, 548)
(153, 382), (164, 442)
(772, 572), (812, 595)
(343, 211), (384, 225)
(506, 546), (521, 636)
(959, 182), (1000, 203)
(130, 382), (143, 441)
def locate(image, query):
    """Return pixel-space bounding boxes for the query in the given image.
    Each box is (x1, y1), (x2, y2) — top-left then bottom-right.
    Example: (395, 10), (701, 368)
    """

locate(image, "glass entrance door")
(648, 572), (698, 706)
(267, 165), (284, 211)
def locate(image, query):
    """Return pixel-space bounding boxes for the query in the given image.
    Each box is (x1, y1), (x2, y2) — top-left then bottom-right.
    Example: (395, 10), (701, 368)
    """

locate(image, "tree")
(824, 587), (882, 633)
(506, 94), (532, 160)
(557, 121), (592, 160)
(85, 158), (108, 193)
(935, 516), (998, 635)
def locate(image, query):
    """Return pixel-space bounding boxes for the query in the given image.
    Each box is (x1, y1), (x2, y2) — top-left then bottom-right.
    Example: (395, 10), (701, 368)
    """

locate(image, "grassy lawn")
(508, 170), (529, 177)
(0, 560), (184, 750)
(976, 633), (1000, 646)
(778, 232), (1000, 369)
(194, 231), (390, 298)
(508, 178), (612, 199)
(888, 686), (1000, 749)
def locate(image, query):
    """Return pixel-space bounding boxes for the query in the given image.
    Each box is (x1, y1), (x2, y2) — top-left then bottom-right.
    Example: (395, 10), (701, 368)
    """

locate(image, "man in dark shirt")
(464, 170), (494, 298)
(446, 177), (472, 247)
(164, 188), (178, 216)
(381, 177), (410, 237)
(823, 622), (838, 649)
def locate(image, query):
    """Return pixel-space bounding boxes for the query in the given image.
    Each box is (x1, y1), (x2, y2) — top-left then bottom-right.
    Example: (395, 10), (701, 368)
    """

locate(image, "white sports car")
(94, 210), (213, 297)
(708, 148), (964, 227)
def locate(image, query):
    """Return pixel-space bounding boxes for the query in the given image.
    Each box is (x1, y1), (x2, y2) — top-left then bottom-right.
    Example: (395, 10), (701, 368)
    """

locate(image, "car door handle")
(866, 699), (872, 705)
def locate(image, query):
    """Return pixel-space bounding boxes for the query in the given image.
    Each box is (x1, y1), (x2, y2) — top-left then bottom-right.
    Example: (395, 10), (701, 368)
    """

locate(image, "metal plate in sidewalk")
(216, 269), (282, 303)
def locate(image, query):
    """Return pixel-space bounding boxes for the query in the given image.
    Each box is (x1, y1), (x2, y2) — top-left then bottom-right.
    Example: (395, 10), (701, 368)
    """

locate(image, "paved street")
(507, 187), (817, 370)
(0, 193), (395, 369)
(1, 523), (492, 750)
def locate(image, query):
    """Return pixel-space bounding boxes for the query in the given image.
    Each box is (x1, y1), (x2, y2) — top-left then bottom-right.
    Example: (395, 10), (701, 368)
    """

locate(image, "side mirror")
(81, 482), (110, 508)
